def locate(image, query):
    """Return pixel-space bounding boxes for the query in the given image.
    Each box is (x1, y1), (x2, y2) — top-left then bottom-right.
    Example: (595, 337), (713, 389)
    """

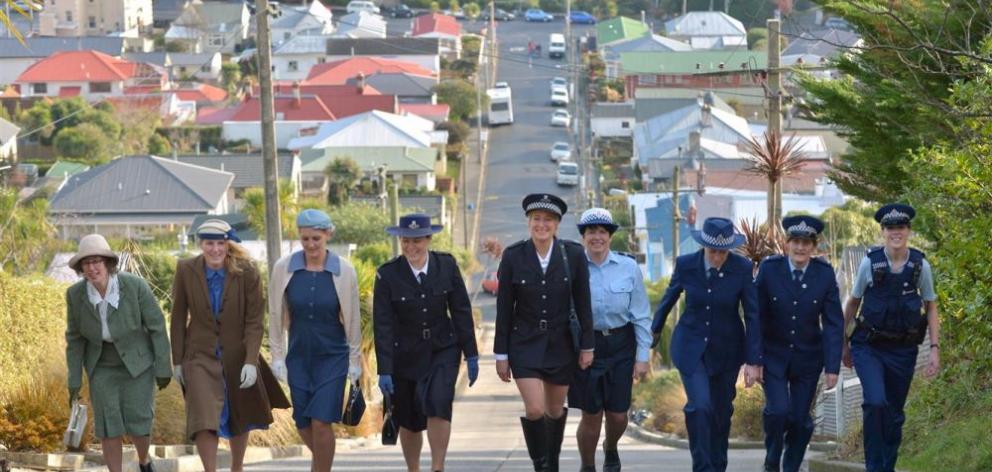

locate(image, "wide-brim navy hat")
(874, 203), (915, 227)
(577, 207), (619, 234)
(522, 193), (567, 218)
(782, 215), (824, 240)
(386, 213), (443, 238)
(691, 217), (745, 250)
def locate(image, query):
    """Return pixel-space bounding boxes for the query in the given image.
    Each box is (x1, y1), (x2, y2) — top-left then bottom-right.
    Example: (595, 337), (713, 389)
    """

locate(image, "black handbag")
(558, 241), (582, 354)
(341, 381), (366, 427)
(381, 392), (398, 445)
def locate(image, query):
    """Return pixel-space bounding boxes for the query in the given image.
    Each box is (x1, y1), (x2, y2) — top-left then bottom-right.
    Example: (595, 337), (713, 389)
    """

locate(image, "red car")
(482, 270), (499, 295)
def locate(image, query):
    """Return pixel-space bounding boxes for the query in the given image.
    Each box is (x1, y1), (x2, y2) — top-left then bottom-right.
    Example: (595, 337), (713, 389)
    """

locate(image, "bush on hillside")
(0, 274), (68, 396)
(0, 360), (74, 452)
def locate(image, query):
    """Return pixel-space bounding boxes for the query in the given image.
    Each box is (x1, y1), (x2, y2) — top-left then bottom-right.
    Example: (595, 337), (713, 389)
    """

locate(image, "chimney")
(355, 72), (366, 93)
(688, 131), (701, 154)
(292, 80), (302, 108)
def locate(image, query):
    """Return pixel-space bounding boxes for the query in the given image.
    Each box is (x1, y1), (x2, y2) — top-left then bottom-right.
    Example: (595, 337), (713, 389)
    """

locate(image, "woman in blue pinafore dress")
(269, 209), (364, 472)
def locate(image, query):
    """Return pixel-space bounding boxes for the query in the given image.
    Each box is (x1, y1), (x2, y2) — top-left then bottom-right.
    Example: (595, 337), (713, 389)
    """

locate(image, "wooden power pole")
(767, 18), (783, 224)
(255, 0), (282, 270)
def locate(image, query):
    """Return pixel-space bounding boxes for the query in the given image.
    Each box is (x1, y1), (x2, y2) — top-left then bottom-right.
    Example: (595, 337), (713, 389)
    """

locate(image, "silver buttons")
(401, 297), (406, 301)
(422, 308), (428, 312)
(707, 289), (712, 293)
(813, 300), (818, 304)
(773, 297), (777, 301)
(706, 321), (710, 326)
(542, 280), (546, 285)
(421, 294), (426, 298)
(793, 301), (798, 305)
(706, 306), (710, 310)
(791, 330), (795, 334)
(542, 295), (547, 299)
(790, 344), (794, 348)
(792, 316), (796, 320)
(718, 272), (724, 278)
(704, 337), (709, 342)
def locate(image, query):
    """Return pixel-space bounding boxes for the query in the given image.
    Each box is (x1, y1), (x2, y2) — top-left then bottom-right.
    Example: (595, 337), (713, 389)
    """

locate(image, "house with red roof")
(171, 83), (229, 105)
(222, 86), (337, 149)
(303, 56), (436, 86)
(411, 13), (461, 59)
(14, 50), (165, 101)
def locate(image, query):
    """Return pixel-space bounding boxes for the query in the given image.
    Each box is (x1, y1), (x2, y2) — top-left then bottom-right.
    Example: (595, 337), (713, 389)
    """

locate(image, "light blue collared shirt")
(851, 252), (936, 301)
(587, 251), (653, 362)
(288, 249), (342, 275)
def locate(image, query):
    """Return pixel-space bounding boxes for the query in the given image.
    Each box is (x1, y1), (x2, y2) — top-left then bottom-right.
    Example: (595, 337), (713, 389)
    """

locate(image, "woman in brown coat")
(170, 219), (289, 472)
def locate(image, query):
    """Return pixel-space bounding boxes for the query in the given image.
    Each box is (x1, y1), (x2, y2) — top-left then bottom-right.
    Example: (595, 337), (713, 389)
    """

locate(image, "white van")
(548, 33), (566, 59)
(347, 0), (380, 14)
(556, 161), (579, 186)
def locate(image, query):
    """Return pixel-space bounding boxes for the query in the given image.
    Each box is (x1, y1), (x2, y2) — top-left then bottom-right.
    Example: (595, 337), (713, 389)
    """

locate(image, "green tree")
(243, 179), (299, 240)
(147, 133), (172, 155)
(114, 105), (160, 155)
(434, 79), (485, 122)
(53, 123), (113, 164)
(448, 0), (459, 12)
(430, 1), (440, 12)
(463, 1), (480, 19)
(325, 157), (362, 205)
(19, 101), (53, 142)
(797, 0), (991, 202)
(221, 62), (242, 98)
(747, 27), (767, 50)
(326, 202), (392, 246)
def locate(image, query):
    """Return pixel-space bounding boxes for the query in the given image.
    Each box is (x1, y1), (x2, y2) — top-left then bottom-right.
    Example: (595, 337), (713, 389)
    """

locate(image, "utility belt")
(521, 317), (568, 332)
(854, 316), (927, 347)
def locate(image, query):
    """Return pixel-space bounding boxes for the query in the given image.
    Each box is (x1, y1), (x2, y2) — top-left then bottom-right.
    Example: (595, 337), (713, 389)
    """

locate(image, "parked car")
(550, 109), (570, 127)
(568, 10), (596, 24)
(346, 0), (379, 14)
(481, 270), (499, 295)
(550, 76), (567, 92)
(550, 141), (571, 161)
(550, 87), (569, 106)
(442, 8), (466, 19)
(384, 3), (414, 17)
(524, 8), (553, 22)
(556, 161), (579, 186)
(494, 81), (510, 89)
(482, 8), (515, 21)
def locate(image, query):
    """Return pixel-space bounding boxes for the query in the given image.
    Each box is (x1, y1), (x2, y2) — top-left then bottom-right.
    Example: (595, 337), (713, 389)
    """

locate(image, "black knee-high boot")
(545, 409), (568, 472)
(521, 416), (549, 472)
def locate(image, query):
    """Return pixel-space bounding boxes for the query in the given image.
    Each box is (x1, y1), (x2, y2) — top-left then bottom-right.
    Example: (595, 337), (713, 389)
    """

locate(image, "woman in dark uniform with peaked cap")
(651, 217), (762, 472)
(495, 193), (594, 472)
(374, 213), (479, 472)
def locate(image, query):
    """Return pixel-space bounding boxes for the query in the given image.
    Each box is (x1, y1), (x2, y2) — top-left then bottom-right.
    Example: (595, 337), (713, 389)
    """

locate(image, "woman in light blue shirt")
(568, 208), (652, 472)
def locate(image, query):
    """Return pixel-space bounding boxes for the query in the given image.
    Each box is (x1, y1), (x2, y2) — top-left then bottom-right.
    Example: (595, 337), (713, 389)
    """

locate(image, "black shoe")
(579, 466), (596, 472)
(602, 449), (620, 472)
(763, 464), (780, 472)
(545, 410), (568, 472)
(521, 416), (549, 472)
(138, 462), (154, 472)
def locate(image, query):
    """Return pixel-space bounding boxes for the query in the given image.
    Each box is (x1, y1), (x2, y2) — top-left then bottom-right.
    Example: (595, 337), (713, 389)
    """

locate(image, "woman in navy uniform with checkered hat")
(842, 204), (941, 472)
(373, 213), (479, 472)
(495, 193), (595, 472)
(650, 217), (762, 472)
(754, 215), (844, 472)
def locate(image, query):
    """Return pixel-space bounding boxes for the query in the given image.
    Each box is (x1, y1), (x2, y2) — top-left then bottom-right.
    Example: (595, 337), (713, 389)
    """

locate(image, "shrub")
(0, 361), (74, 452)
(438, 120), (471, 146)
(632, 368), (766, 440)
(353, 243), (392, 268)
(0, 274), (68, 397)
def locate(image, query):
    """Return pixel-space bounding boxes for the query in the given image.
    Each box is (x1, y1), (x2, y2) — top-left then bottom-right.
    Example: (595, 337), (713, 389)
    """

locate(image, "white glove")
(271, 359), (288, 383)
(173, 365), (184, 386)
(348, 364), (362, 383)
(239, 364), (258, 389)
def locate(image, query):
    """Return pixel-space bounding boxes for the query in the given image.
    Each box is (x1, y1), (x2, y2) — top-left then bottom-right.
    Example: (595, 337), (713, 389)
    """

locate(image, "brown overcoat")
(170, 255), (290, 439)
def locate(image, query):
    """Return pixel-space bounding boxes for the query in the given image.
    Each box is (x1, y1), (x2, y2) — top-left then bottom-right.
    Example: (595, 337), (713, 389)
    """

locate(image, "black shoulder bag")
(381, 392), (398, 445)
(558, 241), (582, 354)
(341, 379), (366, 426)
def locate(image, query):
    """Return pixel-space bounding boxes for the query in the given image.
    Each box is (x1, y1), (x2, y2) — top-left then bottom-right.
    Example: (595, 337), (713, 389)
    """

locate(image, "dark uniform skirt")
(509, 325), (577, 385)
(567, 324), (636, 414)
(394, 345), (461, 432)
(89, 342), (155, 439)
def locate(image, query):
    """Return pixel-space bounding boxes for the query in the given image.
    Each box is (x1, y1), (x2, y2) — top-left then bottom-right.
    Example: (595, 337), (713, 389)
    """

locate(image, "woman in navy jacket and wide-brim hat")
(373, 214), (479, 472)
(651, 217), (762, 472)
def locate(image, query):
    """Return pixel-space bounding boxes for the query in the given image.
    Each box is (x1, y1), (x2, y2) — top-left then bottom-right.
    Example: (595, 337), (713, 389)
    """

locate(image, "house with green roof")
(299, 146), (440, 194)
(618, 50), (767, 97)
(596, 16), (650, 46)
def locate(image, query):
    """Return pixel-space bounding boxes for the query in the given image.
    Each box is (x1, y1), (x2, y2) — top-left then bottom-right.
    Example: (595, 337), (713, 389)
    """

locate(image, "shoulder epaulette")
(615, 251), (636, 260)
(810, 256), (832, 267)
(505, 239), (527, 250)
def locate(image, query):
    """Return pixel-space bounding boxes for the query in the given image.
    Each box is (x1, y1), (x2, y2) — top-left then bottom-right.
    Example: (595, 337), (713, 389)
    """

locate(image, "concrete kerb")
(67, 445), (314, 472)
(625, 422), (839, 453)
(806, 457), (907, 472)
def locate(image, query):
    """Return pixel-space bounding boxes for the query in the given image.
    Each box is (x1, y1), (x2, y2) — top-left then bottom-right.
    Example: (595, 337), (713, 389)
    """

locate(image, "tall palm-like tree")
(736, 217), (786, 275)
(1, 0), (41, 42)
(744, 131), (807, 234)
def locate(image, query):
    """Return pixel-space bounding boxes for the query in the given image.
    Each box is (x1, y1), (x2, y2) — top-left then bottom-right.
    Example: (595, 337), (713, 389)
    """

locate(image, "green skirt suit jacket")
(65, 271), (172, 439)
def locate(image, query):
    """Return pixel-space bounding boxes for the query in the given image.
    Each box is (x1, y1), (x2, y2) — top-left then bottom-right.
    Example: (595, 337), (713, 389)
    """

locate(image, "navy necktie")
(708, 268), (718, 280)
(417, 272), (425, 285)
(793, 269), (803, 284)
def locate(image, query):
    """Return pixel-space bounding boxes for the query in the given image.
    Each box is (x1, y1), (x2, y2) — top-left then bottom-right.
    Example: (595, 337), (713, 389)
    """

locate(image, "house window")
(90, 82), (111, 93)
(179, 66), (187, 73)
(209, 35), (224, 47)
(621, 121), (630, 129)
(88, 16), (96, 28)
(284, 32), (291, 41)
(65, 10), (72, 22)
(402, 174), (418, 188)
(32, 83), (47, 94)
(316, 57), (326, 64)
(201, 65), (211, 73)
(288, 61), (299, 72)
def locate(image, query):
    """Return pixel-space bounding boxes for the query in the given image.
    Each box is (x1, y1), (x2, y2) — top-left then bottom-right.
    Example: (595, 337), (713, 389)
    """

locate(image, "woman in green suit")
(65, 234), (173, 472)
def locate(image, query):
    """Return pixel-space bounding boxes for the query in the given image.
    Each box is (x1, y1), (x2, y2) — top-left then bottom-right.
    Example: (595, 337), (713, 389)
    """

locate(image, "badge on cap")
(408, 220), (421, 229)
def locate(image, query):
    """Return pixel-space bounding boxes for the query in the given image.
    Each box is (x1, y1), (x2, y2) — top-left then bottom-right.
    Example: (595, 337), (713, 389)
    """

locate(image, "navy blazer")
(652, 250), (761, 375)
(754, 255), (844, 376)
